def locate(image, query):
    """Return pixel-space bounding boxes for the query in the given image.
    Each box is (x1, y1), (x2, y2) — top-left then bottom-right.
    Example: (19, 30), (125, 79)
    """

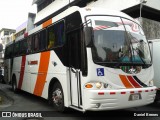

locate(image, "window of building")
(4, 31), (9, 35)
(37, 0), (53, 12)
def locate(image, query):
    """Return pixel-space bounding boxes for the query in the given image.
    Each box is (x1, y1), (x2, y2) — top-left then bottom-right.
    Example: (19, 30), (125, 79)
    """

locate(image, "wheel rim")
(13, 81), (16, 91)
(52, 88), (63, 106)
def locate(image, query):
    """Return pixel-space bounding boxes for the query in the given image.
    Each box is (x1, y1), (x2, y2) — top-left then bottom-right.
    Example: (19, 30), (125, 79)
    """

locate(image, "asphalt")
(0, 88), (14, 108)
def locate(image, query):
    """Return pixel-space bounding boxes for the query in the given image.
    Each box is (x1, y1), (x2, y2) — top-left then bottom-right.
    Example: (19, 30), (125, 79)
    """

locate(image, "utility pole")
(140, 0), (147, 24)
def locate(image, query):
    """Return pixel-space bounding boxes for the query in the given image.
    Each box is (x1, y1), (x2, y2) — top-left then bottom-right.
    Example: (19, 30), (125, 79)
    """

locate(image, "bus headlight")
(149, 80), (154, 86)
(85, 82), (109, 89)
(95, 82), (102, 89)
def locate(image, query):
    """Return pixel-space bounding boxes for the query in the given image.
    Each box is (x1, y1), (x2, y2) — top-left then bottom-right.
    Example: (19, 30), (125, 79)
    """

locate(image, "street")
(0, 83), (160, 120)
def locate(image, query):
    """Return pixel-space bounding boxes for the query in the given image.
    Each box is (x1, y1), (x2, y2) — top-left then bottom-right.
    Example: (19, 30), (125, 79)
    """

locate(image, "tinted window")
(27, 36), (33, 54)
(20, 39), (27, 55)
(39, 30), (46, 50)
(5, 44), (13, 59)
(66, 11), (82, 32)
(13, 42), (20, 56)
(33, 33), (40, 52)
(47, 21), (65, 49)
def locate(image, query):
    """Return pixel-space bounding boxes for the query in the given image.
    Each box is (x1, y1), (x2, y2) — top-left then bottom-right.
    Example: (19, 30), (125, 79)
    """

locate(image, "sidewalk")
(0, 85), (14, 108)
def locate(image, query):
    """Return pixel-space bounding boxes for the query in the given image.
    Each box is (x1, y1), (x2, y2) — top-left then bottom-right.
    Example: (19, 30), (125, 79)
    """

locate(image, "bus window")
(13, 42), (20, 56)
(33, 33), (40, 52)
(47, 21), (65, 49)
(55, 22), (65, 46)
(39, 30), (46, 50)
(27, 36), (33, 53)
(20, 39), (27, 55)
(48, 26), (56, 48)
(5, 44), (14, 59)
(66, 11), (82, 32)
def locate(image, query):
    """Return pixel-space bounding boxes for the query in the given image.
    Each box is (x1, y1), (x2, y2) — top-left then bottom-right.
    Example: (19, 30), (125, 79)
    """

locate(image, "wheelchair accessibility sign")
(97, 68), (104, 76)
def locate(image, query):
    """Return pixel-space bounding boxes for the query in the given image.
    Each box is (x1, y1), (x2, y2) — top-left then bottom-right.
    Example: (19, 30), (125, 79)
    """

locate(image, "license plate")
(129, 93), (141, 101)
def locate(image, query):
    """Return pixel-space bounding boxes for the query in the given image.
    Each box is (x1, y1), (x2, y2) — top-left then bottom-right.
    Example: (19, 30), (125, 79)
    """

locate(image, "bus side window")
(47, 26), (55, 49)
(27, 36), (32, 53)
(4, 47), (8, 59)
(33, 33), (40, 52)
(20, 39), (27, 55)
(39, 30), (46, 51)
(13, 42), (20, 56)
(47, 21), (65, 49)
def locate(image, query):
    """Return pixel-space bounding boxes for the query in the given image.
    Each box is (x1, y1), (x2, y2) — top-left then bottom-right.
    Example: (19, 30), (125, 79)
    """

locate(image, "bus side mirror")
(84, 27), (93, 47)
(0, 44), (3, 52)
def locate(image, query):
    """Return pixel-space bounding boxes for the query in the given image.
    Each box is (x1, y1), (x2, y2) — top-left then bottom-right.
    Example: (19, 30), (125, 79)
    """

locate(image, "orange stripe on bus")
(42, 19), (52, 28)
(119, 75), (134, 88)
(33, 51), (50, 96)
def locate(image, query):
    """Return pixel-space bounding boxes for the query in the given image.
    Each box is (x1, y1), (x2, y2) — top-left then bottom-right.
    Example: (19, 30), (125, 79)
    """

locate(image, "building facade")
(0, 28), (16, 66)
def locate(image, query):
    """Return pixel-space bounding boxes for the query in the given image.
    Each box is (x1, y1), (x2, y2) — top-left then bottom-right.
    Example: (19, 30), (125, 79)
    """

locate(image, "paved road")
(0, 83), (160, 120)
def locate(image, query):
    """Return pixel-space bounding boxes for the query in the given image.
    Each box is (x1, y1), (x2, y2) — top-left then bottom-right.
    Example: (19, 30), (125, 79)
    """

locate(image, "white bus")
(4, 6), (157, 112)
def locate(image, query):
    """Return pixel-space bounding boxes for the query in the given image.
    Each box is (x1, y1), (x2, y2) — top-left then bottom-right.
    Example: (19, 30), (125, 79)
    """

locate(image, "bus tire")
(12, 76), (18, 93)
(49, 82), (66, 112)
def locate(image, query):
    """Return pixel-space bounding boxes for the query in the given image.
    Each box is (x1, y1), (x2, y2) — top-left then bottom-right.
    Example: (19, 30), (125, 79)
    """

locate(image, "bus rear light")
(85, 83), (93, 88)
(130, 91), (135, 94)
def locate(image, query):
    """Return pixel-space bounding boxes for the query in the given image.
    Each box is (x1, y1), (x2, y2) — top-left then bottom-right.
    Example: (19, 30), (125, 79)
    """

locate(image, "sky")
(0, 0), (37, 30)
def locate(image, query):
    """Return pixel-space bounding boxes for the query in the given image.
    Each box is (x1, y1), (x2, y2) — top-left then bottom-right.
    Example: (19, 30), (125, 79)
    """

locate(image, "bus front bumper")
(83, 87), (157, 111)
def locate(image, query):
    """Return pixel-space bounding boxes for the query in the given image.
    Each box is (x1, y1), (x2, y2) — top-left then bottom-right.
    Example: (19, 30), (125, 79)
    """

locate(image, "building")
(0, 28), (16, 66)
(15, 13), (36, 39)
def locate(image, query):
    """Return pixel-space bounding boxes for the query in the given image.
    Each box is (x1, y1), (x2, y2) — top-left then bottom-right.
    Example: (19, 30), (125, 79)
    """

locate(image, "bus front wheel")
(49, 82), (66, 112)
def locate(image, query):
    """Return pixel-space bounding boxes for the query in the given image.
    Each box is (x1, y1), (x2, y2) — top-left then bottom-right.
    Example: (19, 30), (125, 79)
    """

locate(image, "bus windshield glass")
(88, 16), (151, 67)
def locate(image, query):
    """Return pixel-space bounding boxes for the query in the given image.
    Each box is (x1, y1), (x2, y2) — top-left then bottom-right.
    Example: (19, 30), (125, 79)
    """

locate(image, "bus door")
(67, 30), (82, 107)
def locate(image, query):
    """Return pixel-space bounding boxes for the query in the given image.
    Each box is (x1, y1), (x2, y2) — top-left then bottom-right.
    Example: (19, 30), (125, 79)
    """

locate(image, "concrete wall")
(142, 18), (160, 40)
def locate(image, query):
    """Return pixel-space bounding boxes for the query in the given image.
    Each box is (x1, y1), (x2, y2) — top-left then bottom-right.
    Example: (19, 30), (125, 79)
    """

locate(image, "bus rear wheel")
(49, 82), (65, 112)
(12, 77), (18, 93)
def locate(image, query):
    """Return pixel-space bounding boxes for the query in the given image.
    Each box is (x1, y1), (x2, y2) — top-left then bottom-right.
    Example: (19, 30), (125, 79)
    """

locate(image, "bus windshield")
(88, 16), (151, 67)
